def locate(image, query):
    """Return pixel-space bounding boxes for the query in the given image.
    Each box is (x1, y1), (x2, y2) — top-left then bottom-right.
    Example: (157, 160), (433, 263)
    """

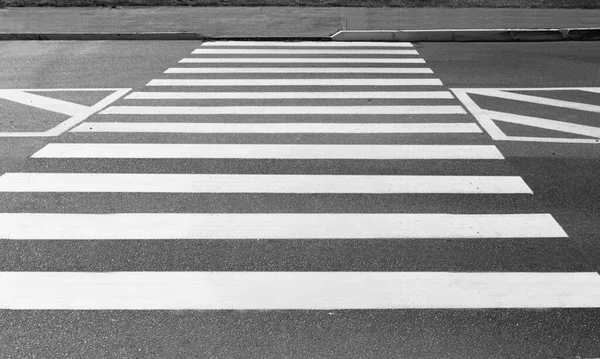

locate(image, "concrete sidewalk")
(1, 7), (599, 37)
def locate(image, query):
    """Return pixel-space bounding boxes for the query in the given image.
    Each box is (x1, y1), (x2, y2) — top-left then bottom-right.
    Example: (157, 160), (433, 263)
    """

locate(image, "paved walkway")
(1, 7), (599, 37)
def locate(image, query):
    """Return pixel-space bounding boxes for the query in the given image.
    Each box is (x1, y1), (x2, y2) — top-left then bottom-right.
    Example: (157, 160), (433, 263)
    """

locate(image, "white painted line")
(0, 88), (132, 92)
(201, 41), (414, 47)
(100, 105), (466, 115)
(146, 79), (444, 86)
(44, 89), (132, 136)
(179, 58), (426, 64)
(485, 110), (600, 139)
(0, 88), (131, 138)
(164, 67), (433, 74)
(453, 87), (600, 92)
(32, 144), (505, 160)
(0, 174), (532, 194)
(502, 136), (600, 144)
(70, 122), (481, 134)
(451, 89), (507, 141)
(125, 91), (454, 100)
(4, 271), (599, 310)
(0, 213), (566, 240)
(0, 90), (88, 116)
(452, 88), (600, 144)
(192, 49), (419, 55)
(473, 89), (600, 114)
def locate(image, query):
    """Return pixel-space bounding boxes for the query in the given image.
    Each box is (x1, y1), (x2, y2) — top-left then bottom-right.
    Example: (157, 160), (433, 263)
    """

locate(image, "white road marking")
(146, 79), (444, 86)
(100, 105), (466, 115)
(452, 88), (600, 144)
(201, 41), (414, 47)
(3, 271), (599, 310)
(501, 137), (600, 144)
(0, 213), (566, 240)
(474, 89), (600, 114)
(486, 110), (600, 139)
(70, 122), (481, 134)
(0, 88), (131, 138)
(0, 173), (532, 194)
(32, 144), (505, 160)
(125, 91), (454, 100)
(0, 90), (89, 116)
(453, 87), (600, 92)
(192, 49), (419, 55)
(164, 67), (433, 74)
(179, 58), (426, 63)
(451, 89), (509, 140)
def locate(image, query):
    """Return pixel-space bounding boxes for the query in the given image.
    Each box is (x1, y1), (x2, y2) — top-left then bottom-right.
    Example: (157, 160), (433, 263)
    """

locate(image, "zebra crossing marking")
(124, 91), (454, 100)
(1, 41), (581, 312)
(0, 213), (567, 240)
(32, 144), (505, 160)
(179, 58), (426, 63)
(70, 122), (481, 134)
(164, 67), (434, 74)
(0, 173), (533, 194)
(100, 105), (466, 115)
(200, 41), (414, 47)
(2, 272), (599, 310)
(146, 79), (444, 87)
(191, 49), (420, 55)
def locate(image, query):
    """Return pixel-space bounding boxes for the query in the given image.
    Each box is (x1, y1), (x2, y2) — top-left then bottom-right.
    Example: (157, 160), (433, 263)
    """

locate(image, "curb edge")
(331, 28), (600, 42)
(1, 28), (598, 41)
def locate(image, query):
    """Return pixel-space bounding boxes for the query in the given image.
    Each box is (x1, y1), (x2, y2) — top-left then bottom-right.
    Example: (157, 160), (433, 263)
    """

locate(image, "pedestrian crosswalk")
(1, 40), (600, 310)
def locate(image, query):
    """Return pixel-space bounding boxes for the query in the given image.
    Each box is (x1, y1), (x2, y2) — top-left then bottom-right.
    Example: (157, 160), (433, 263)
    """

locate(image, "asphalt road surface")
(0, 40), (599, 359)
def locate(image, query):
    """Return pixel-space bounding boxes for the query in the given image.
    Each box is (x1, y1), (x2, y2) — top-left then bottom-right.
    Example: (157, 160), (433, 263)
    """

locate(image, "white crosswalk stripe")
(179, 57), (426, 63)
(0, 213), (566, 240)
(0, 173), (533, 194)
(3, 272), (599, 310)
(198, 41), (414, 47)
(71, 122), (481, 133)
(164, 67), (434, 74)
(191, 49), (420, 55)
(1, 40), (595, 311)
(100, 105), (466, 115)
(31, 144), (505, 159)
(146, 79), (444, 86)
(124, 91), (454, 99)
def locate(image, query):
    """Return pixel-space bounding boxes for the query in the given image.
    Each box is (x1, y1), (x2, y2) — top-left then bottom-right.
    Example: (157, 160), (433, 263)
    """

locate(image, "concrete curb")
(0, 33), (209, 40)
(0, 33), (330, 41)
(331, 28), (600, 42)
(1, 28), (598, 41)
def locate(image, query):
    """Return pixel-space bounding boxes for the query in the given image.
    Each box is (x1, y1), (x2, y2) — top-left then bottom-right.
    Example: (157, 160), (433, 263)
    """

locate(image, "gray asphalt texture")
(0, 41), (599, 358)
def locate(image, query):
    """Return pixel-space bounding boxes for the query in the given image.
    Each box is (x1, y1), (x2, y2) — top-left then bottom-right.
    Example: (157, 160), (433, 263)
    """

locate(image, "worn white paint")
(146, 79), (443, 86)
(179, 58), (426, 63)
(32, 144), (505, 160)
(0, 213), (566, 240)
(100, 105), (465, 115)
(3, 271), (599, 310)
(0, 90), (88, 116)
(164, 67), (433, 74)
(192, 49), (419, 55)
(70, 122), (481, 134)
(200, 41), (414, 47)
(474, 89), (600, 114)
(0, 173), (532, 194)
(125, 91), (453, 100)
(486, 110), (600, 139)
